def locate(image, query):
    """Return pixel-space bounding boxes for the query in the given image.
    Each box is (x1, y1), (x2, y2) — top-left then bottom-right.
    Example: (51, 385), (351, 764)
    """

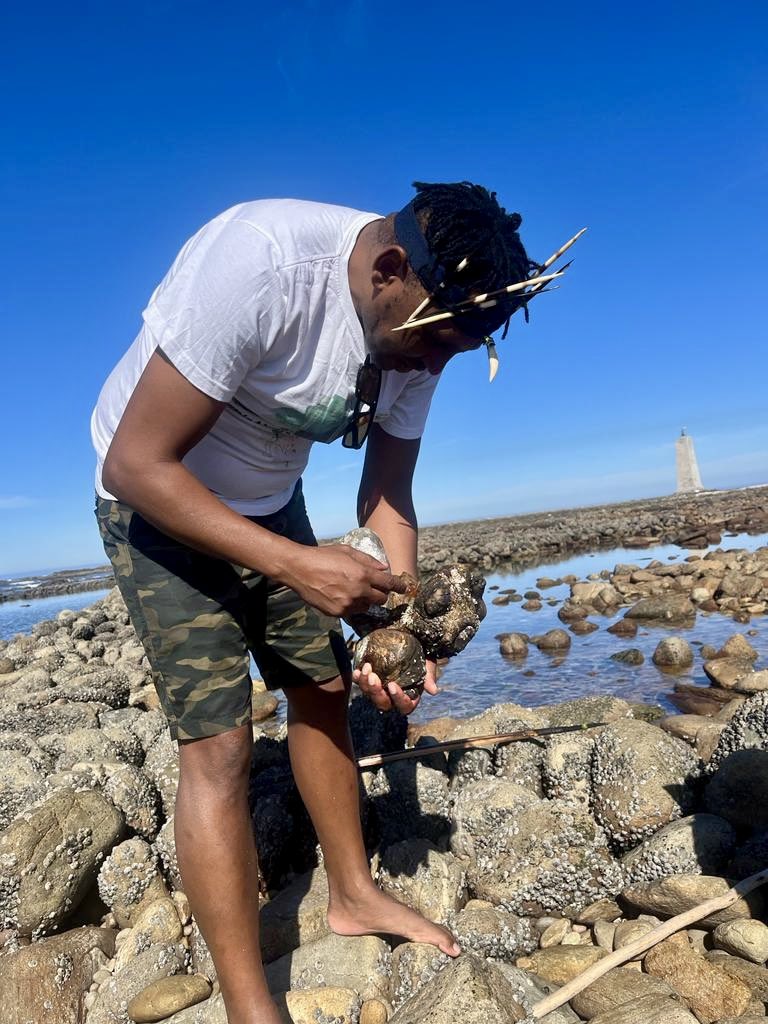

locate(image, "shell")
(397, 564), (487, 658)
(354, 629), (426, 697)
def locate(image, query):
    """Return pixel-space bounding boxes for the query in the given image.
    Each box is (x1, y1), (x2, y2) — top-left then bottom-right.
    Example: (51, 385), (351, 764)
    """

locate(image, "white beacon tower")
(675, 428), (703, 492)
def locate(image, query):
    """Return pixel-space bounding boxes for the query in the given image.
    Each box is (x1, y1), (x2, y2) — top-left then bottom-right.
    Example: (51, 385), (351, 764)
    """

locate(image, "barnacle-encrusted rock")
(620, 813), (736, 884)
(364, 761), (451, 848)
(113, 896), (183, 971)
(265, 932), (392, 1002)
(449, 899), (537, 962)
(354, 629), (426, 697)
(375, 838), (466, 923)
(591, 720), (700, 851)
(388, 953), (526, 1023)
(86, 942), (188, 1024)
(39, 727), (121, 771)
(348, 690), (408, 758)
(0, 749), (47, 829)
(0, 699), (101, 737)
(259, 863), (330, 964)
(704, 749), (768, 829)
(97, 837), (169, 927)
(102, 762), (161, 839)
(390, 941), (451, 1010)
(143, 729), (180, 818)
(0, 925), (116, 1024)
(707, 690), (768, 773)
(0, 787), (125, 937)
(153, 816), (183, 891)
(274, 986), (363, 1024)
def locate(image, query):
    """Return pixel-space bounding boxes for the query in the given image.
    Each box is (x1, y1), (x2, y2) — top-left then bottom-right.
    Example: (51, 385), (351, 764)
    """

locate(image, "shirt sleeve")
(141, 218), (281, 402)
(375, 370), (441, 440)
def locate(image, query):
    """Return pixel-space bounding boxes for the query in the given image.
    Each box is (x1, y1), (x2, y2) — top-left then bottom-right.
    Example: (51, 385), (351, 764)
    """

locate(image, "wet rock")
(620, 814), (736, 884)
(610, 649), (644, 666)
(624, 595), (695, 624)
(704, 750), (768, 829)
(570, 582), (621, 611)
(376, 838), (466, 923)
(499, 633), (528, 658)
(733, 670), (768, 695)
(644, 931), (752, 1023)
(713, 919), (768, 963)
(719, 633), (759, 662)
(607, 619), (638, 638)
(653, 637), (694, 669)
(127, 974), (212, 1022)
(0, 925), (116, 1024)
(704, 657), (759, 690)
(621, 875), (763, 927)
(265, 932), (391, 1002)
(535, 629), (571, 652)
(591, 720), (699, 850)
(570, 619), (599, 635)
(0, 787), (125, 937)
(568, 965), (677, 1019)
(388, 953), (526, 1023)
(97, 837), (169, 928)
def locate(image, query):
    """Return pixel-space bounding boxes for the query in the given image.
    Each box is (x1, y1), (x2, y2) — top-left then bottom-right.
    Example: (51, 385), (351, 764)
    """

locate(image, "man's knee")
(178, 724), (253, 791)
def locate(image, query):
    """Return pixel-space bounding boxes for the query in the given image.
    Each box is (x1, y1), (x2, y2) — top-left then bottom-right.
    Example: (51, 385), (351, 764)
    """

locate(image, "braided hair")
(410, 180), (537, 336)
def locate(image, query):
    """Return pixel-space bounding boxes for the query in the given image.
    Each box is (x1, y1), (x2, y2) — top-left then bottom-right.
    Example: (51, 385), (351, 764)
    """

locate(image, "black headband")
(393, 200), (515, 339)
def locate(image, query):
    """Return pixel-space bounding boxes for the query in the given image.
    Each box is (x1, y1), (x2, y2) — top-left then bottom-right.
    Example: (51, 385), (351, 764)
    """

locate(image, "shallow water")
(1, 535), (766, 725)
(412, 532), (768, 723)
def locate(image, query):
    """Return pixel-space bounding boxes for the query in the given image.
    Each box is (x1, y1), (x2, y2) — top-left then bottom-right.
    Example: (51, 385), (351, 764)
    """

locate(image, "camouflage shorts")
(95, 481), (350, 742)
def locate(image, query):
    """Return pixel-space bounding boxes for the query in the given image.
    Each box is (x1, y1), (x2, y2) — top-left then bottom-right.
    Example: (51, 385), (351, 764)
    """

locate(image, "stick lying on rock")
(355, 722), (606, 770)
(530, 866), (768, 1019)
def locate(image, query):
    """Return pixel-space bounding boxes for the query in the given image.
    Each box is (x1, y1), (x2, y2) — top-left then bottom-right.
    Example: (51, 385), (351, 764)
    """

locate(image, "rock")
(594, 919), (617, 950)
(0, 750), (47, 830)
(265, 932), (391, 1002)
(570, 582), (621, 611)
(591, 720), (699, 850)
(624, 595), (695, 623)
(252, 690), (279, 722)
(449, 900), (537, 960)
(607, 619), (638, 638)
(499, 633), (528, 658)
(610, 648), (644, 666)
(707, 691), (768, 773)
(536, 629), (572, 652)
(127, 974), (212, 1022)
(727, 831), (768, 880)
(390, 941), (452, 1008)
(86, 942), (187, 1024)
(376, 839), (466, 924)
(568, 965), (677, 1019)
(620, 814), (736, 884)
(113, 897), (183, 971)
(587, 994), (698, 1024)
(360, 999), (389, 1024)
(713, 919), (768, 964)
(540, 918), (570, 947)
(720, 634), (759, 662)
(454, 780), (622, 916)
(621, 875), (763, 927)
(644, 932), (752, 1023)
(704, 658), (759, 690)
(734, 671), (768, 694)
(0, 788), (125, 937)
(99, 762), (160, 839)
(571, 619), (599, 635)
(613, 917), (656, 952)
(516, 944), (606, 984)
(365, 761), (450, 848)
(542, 729), (596, 808)
(388, 953), (526, 1023)
(97, 837), (169, 927)
(653, 638), (694, 669)
(536, 695), (632, 727)
(576, 898), (622, 924)
(705, 949), (768, 1002)
(704, 750), (768, 829)
(0, 925), (116, 1024)
(259, 864), (330, 964)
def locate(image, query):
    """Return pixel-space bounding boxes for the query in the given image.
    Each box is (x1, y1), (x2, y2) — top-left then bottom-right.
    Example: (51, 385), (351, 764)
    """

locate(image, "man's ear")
(371, 246), (409, 291)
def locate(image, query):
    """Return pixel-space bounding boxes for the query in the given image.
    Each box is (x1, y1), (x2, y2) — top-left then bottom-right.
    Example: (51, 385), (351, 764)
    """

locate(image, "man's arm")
(354, 423), (438, 713)
(103, 351), (405, 618)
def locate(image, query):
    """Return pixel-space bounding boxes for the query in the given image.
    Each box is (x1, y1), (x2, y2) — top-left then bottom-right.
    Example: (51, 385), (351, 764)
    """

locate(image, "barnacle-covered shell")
(354, 628), (426, 698)
(398, 564), (487, 658)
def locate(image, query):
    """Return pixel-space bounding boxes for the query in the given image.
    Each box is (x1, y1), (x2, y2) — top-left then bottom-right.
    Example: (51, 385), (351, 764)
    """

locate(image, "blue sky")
(2, 1), (767, 575)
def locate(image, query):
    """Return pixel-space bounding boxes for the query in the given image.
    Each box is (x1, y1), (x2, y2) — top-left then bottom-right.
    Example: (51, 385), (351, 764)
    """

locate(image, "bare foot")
(327, 885), (461, 957)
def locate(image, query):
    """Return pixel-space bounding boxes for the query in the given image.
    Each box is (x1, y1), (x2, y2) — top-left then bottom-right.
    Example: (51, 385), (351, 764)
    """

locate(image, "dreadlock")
(410, 180), (537, 335)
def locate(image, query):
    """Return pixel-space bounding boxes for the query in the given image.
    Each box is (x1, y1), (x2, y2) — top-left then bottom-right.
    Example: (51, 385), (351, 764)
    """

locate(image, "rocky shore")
(0, 542), (766, 1023)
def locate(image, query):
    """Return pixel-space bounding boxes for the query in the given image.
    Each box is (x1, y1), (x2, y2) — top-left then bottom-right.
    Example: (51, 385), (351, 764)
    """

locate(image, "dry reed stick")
(531, 866), (768, 1019)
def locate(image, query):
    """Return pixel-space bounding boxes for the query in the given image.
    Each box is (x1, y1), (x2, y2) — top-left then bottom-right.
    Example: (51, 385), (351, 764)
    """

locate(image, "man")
(92, 181), (535, 1024)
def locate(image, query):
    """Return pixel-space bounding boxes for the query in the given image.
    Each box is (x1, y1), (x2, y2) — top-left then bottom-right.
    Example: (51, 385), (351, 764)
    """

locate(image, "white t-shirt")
(91, 199), (441, 514)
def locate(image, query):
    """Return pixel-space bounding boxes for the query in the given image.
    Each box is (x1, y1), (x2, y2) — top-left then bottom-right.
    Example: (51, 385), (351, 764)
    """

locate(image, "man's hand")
(285, 544), (407, 618)
(352, 656), (439, 715)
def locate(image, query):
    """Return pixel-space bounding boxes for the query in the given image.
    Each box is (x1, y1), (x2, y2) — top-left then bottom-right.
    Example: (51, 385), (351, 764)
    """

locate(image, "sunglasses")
(342, 355), (382, 449)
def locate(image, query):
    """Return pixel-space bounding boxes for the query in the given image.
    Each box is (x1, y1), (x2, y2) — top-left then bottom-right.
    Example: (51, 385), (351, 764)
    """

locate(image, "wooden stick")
(531, 866), (768, 1019)
(355, 722), (606, 770)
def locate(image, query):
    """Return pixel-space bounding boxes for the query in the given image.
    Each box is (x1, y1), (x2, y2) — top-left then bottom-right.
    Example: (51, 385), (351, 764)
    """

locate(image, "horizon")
(4, 477), (766, 579)
(2, 3), (767, 574)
